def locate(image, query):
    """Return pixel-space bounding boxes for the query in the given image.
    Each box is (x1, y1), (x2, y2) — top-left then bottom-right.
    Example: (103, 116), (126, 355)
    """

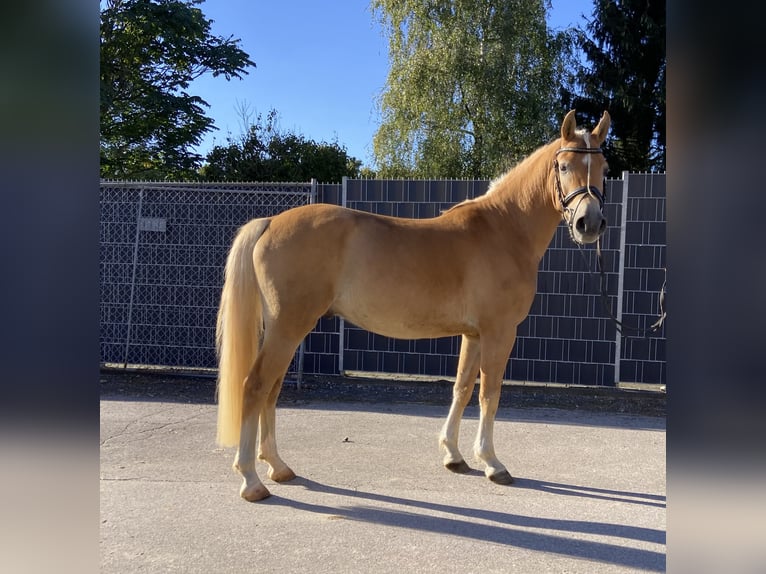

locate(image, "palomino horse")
(216, 110), (611, 501)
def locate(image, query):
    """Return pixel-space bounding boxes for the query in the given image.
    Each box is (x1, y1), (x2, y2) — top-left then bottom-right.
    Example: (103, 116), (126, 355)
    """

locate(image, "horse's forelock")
(573, 128), (591, 145)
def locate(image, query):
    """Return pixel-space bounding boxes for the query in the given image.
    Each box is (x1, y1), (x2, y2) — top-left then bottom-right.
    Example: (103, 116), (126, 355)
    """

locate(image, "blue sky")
(190, 1), (594, 168)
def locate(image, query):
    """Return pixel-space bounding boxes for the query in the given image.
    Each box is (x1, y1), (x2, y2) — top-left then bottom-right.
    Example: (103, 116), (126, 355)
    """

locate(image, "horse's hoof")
(269, 467), (296, 483)
(240, 483), (271, 502)
(488, 470), (514, 485)
(445, 460), (472, 474)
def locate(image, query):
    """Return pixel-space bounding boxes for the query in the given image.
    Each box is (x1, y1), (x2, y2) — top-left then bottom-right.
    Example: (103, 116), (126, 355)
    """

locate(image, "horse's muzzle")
(564, 185), (606, 243)
(574, 210), (607, 238)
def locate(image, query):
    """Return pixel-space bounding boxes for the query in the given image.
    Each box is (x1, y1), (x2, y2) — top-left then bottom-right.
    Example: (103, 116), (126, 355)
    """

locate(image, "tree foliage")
(570, 0), (665, 172)
(100, 0), (255, 180)
(201, 109), (362, 183)
(372, 0), (574, 179)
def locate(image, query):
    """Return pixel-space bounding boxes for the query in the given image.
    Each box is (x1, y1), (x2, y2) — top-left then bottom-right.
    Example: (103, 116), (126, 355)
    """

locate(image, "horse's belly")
(332, 296), (472, 340)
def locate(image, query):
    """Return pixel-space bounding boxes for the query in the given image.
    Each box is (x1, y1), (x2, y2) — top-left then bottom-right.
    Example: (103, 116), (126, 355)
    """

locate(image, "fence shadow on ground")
(99, 371), (666, 418)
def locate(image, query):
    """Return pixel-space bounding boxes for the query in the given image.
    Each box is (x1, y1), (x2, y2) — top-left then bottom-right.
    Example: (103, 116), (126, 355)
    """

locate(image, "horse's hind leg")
(440, 334), (480, 473)
(234, 382), (268, 501)
(258, 375), (296, 483)
(235, 335), (298, 502)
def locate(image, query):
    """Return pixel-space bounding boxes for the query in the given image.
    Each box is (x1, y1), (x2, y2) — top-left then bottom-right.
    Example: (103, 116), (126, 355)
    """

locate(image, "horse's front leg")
(474, 329), (516, 485)
(440, 334), (481, 473)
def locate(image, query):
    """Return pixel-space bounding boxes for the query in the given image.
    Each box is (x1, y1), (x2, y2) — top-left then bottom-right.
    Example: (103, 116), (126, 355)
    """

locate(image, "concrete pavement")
(100, 378), (665, 573)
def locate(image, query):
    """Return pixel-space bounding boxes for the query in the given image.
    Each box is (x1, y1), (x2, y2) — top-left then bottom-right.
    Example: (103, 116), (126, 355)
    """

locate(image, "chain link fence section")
(100, 181), (314, 374)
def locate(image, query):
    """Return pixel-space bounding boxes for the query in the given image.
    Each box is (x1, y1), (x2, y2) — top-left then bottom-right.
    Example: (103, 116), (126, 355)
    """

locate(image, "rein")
(581, 240), (667, 338)
(554, 145), (666, 338)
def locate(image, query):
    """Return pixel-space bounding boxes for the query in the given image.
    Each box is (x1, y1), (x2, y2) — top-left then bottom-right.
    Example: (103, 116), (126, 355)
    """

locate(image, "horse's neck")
(482, 146), (562, 262)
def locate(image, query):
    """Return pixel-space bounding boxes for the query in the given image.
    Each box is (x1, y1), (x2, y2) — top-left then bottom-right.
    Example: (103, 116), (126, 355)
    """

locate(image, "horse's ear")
(591, 111), (611, 146)
(561, 110), (577, 141)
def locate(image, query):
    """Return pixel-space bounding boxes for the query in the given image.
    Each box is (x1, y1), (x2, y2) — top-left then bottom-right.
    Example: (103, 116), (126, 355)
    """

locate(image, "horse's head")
(554, 110), (611, 244)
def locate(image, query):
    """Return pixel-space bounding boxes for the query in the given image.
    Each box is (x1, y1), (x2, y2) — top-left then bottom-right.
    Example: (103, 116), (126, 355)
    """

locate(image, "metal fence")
(100, 181), (314, 373)
(100, 174), (665, 386)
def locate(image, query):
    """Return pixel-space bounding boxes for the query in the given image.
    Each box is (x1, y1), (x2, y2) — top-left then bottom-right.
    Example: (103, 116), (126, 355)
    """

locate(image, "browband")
(556, 147), (603, 155)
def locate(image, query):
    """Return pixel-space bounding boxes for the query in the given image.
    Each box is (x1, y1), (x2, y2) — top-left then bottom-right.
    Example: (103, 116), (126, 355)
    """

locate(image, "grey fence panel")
(339, 178), (627, 386)
(100, 181), (313, 371)
(518, 178), (624, 386)
(617, 173), (666, 384)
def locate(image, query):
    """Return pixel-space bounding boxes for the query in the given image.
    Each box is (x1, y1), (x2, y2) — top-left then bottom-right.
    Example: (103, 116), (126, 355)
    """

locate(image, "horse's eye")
(559, 163), (568, 173)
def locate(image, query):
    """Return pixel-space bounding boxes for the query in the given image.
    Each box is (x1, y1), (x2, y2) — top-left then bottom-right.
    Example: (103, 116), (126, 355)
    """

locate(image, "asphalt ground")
(100, 372), (666, 573)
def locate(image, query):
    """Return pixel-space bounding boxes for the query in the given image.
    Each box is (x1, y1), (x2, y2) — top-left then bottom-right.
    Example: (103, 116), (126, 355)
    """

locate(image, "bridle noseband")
(553, 146), (606, 231)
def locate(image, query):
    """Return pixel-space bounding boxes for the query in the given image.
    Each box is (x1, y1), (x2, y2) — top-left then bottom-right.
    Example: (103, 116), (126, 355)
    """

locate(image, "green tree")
(100, 0), (255, 180)
(571, 0), (665, 172)
(372, 0), (574, 179)
(201, 109), (362, 183)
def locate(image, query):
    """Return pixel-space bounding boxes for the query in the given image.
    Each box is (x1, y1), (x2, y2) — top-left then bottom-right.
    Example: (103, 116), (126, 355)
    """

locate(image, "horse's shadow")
(266, 475), (665, 572)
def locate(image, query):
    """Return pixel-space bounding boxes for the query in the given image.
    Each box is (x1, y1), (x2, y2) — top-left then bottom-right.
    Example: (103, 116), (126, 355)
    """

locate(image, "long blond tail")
(216, 218), (271, 447)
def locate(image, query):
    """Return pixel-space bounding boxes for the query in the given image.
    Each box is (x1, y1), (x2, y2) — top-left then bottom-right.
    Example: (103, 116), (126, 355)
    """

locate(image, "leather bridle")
(553, 146), (606, 234)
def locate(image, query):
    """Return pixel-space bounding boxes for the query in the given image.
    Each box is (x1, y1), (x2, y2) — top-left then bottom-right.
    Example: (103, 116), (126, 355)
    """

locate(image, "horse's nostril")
(599, 218), (607, 234)
(575, 217), (586, 233)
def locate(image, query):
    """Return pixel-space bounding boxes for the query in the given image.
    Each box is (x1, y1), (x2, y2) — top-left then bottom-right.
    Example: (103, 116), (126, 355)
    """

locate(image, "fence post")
(337, 177), (348, 375)
(294, 180), (318, 389)
(310, 177), (317, 205)
(614, 172), (630, 384)
(123, 187), (144, 368)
